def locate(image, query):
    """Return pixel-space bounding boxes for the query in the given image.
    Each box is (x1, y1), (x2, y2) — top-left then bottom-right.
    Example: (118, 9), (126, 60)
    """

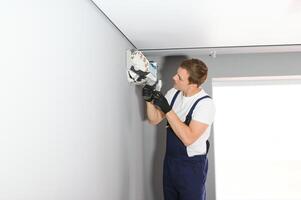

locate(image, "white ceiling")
(92, 0), (301, 53)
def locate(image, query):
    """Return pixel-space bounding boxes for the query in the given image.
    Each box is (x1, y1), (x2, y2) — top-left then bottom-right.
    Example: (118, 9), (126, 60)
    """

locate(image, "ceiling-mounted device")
(126, 49), (162, 91)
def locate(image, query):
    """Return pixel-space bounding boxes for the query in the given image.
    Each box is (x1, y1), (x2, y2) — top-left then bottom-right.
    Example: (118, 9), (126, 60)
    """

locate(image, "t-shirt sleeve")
(165, 88), (177, 104)
(192, 99), (215, 125)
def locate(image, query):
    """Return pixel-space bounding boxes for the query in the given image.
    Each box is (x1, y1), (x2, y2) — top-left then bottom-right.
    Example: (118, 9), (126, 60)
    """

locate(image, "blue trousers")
(163, 155), (208, 200)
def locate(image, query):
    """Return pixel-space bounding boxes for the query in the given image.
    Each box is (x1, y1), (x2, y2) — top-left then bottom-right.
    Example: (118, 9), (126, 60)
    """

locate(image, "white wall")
(143, 52), (301, 200)
(0, 1), (144, 199)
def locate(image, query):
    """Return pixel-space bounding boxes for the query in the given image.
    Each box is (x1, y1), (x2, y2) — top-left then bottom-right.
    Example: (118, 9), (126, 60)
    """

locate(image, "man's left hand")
(152, 91), (172, 114)
(142, 84), (155, 102)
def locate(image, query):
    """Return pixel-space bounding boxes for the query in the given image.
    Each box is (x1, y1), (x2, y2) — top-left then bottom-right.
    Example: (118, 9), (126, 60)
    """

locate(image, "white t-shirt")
(165, 88), (215, 157)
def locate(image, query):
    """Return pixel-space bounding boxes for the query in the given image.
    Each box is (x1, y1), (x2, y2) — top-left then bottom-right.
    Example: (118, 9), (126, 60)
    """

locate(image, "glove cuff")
(162, 105), (172, 114)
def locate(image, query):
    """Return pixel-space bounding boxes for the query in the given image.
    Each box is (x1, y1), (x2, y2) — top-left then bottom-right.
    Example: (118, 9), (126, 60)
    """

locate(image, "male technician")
(143, 58), (215, 200)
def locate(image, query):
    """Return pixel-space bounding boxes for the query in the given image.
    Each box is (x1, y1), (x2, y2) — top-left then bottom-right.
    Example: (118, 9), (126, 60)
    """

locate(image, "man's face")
(172, 67), (190, 91)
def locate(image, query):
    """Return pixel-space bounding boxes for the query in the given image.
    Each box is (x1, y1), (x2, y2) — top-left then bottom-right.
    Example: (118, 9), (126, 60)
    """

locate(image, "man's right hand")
(142, 85), (154, 102)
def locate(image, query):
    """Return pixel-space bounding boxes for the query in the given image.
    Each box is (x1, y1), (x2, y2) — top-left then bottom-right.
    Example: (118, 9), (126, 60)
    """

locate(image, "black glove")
(152, 91), (172, 114)
(142, 84), (155, 102)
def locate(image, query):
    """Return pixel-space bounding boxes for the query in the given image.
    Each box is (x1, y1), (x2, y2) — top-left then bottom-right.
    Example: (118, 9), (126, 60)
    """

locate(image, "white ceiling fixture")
(91, 0), (301, 54)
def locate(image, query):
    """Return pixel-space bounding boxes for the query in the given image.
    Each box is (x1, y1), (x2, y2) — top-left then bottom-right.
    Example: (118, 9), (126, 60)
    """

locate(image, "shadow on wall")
(135, 86), (146, 120)
(151, 55), (188, 200)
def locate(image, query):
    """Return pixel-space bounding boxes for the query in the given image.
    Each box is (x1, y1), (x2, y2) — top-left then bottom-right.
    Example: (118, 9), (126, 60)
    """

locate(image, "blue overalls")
(163, 90), (211, 200)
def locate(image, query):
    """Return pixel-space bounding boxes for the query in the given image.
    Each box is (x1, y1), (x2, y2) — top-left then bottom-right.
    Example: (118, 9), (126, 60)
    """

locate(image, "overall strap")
(166, 90), (180, 128)
(184, 95), (211, 125)
(170, 90), (180, 107)
(184, 95), (212, 155)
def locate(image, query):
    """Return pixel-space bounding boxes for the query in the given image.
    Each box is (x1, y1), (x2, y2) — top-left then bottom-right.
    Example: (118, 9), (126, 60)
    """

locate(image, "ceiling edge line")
(90, 0), (137, 49)
(139, 44), (301, 52)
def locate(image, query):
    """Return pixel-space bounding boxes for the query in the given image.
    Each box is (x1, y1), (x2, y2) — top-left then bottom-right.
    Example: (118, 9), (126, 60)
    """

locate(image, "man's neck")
(183, 87), (201, 97)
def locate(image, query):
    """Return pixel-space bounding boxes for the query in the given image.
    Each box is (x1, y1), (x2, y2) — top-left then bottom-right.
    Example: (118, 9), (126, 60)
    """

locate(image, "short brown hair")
(180, 59), (208, 86)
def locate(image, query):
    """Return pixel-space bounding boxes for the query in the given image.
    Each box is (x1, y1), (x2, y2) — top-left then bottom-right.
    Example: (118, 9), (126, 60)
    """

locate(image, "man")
(143, 58), (215, 200)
